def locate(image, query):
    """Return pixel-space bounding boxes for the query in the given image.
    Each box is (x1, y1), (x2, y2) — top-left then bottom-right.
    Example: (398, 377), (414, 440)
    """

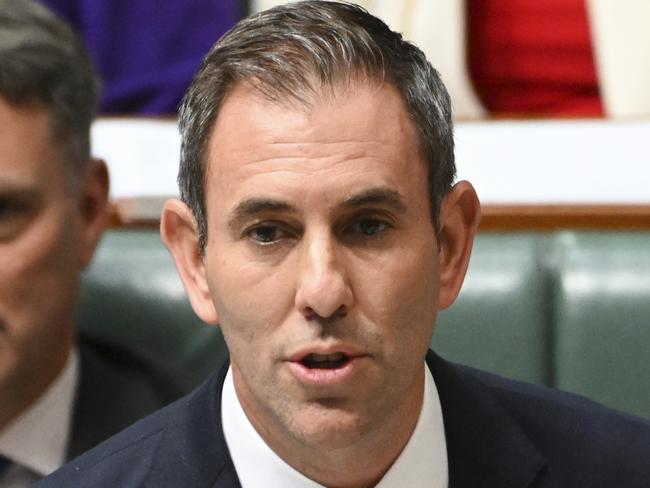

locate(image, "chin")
(289, 402), (373, 449)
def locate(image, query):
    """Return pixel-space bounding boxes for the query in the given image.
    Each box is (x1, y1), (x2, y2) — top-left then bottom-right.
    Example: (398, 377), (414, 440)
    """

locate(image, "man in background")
(0, 1), (183, 484)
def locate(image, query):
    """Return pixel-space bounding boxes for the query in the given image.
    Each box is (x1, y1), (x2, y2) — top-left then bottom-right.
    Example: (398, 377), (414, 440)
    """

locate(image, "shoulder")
(461, 363), (650, 480)
(77, 334), (186, 405)
(41, 359), (234, 488)
(468, 364), (650, 439)
(68, 336), (188, 458)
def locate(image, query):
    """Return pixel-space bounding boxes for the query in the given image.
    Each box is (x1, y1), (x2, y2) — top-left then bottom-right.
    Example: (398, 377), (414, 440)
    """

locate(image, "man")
(0, 1), (184, 485)
(40, 1), (650, 487)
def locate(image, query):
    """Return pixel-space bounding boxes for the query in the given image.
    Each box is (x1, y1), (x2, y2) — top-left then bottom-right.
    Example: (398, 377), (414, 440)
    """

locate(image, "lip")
(287, 344), (366, 362)
(286, 344), (370, 386)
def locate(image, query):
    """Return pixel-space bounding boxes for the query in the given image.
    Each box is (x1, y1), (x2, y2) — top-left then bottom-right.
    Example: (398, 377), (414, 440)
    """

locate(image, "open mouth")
(301, 352), (350, 369)
(288, 349), (365, 385)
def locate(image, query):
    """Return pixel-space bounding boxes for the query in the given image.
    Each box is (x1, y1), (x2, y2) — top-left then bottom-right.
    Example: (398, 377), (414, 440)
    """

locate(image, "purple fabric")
(41, 0), (241, 114)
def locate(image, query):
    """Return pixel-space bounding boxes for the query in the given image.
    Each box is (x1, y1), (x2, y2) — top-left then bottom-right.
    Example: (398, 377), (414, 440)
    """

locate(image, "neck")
(0, 347), (71, 432)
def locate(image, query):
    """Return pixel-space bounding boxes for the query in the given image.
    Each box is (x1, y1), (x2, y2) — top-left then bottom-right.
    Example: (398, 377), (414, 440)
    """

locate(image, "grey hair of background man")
(0, 0), (98, 175)
(178, 0), (456, 253)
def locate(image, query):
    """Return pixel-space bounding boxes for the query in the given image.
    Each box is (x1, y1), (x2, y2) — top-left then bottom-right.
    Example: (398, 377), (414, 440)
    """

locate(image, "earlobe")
(160, 199), (219, 324)
(437, 181), (481, 310)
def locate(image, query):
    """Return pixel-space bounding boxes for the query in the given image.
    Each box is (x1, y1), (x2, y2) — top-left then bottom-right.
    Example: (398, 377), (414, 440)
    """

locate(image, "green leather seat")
(432, 233), (552, 385)
(76, 230), (227, 391)
(553, 232), (650, 419)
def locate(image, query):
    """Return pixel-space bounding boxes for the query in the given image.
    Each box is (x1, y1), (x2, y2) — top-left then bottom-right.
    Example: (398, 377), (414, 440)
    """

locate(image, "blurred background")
(38, 0), (650, 216)
(42, 0), (650, 119)
(36, 0), (650, 419)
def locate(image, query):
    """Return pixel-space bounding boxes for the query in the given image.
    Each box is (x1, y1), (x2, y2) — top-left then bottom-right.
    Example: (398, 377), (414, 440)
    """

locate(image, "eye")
(0, 197), (29, 222)
(350, 218), (389, 238)
(245, 223), (292, 245)
(0, 199), (19, 219)
(0, 197), (34, 240)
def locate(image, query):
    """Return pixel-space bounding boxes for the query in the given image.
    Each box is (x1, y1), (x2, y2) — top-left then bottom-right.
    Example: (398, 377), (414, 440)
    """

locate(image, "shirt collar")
(0, 349), (79, 476)
(222, 362), (448, 488)
(375, 362), (448, 488)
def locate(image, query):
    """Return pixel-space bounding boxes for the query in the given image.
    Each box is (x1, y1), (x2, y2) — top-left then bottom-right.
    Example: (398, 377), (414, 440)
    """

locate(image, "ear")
(160, 199), (219, 324)
(77, 158), (109, 267)
(437, 180), (481, 310)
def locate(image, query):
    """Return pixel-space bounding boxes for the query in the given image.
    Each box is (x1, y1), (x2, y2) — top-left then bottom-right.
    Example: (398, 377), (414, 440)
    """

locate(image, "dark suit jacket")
(40, 351), (650, 487)
(67, 336), (188, 460)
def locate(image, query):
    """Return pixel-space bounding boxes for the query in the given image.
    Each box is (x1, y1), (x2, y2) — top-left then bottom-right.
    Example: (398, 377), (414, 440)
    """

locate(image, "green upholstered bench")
(433, 234), (553, 386)
(76, 230), (227, 393)
(77, 229), (650, 419)
(552, 232), (650, 419)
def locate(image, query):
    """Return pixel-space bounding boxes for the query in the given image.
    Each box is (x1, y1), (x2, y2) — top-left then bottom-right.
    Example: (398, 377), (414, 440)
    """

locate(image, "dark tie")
(0, 455), (13, 478)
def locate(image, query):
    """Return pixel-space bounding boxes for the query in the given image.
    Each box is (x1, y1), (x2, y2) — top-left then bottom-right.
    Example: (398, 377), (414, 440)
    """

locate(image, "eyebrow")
(0, 184), (40, 201)
(226, 187), (407, 232)
(342, 188), (407, 213)
(227, 198), (296, 232)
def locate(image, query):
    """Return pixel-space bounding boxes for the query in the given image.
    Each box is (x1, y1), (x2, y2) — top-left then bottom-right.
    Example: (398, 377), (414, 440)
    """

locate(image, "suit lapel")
(427, 351), (546, 488)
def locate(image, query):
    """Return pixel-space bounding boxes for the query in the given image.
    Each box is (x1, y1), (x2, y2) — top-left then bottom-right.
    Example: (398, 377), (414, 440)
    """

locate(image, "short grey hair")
(179, 0), (455, 252)
(0, 0), (99, 174)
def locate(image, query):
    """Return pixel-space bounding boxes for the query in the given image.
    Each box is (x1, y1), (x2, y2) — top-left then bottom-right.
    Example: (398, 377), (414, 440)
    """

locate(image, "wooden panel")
(479, 204), (650, 231)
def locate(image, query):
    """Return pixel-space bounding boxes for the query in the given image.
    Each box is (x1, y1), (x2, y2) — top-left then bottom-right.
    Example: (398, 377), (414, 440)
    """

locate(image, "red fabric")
(467, 0), (604, 117)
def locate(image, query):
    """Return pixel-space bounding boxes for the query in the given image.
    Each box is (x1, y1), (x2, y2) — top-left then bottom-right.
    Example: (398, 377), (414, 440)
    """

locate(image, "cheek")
(0, 214), (79, 378)
(1, 222), (75, 306)
(206, 256), (296, 354)
(356, 245), (440, 355)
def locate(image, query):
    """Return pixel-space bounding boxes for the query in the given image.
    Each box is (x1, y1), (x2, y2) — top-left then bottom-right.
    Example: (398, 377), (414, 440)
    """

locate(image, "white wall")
(92, 118), (650, 204)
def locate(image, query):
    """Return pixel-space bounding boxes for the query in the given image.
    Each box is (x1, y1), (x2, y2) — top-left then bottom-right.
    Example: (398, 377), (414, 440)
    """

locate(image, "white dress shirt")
(0, 350), (78, 487)
(222, 363), (448, 487)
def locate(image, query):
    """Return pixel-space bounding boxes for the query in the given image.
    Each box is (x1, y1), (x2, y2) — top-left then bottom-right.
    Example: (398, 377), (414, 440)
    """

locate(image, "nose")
(295, 231), (353, 320)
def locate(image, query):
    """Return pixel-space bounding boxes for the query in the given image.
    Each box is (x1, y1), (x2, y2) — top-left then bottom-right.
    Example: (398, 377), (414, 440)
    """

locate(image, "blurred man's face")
(0, 97), (105, 427)
(176, 82), (445, 453)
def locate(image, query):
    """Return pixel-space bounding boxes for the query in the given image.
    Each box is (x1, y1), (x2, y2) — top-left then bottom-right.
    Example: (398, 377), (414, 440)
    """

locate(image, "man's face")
(192, 81), (447, 450)
(0, 97), (104, 424)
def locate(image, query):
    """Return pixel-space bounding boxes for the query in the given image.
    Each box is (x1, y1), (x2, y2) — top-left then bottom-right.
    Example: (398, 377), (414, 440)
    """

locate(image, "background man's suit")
(68, 336), (187, 460)
(40, 351), (650, 487)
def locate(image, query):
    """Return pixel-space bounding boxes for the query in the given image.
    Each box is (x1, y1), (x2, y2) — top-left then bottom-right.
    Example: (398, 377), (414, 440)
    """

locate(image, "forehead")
(204, 81), (424, 206)
(0, 96), (65, 187)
